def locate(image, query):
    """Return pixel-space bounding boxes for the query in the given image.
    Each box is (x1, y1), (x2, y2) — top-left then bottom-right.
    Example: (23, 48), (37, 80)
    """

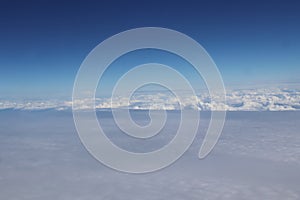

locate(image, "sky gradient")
(1, 0), (300, 99)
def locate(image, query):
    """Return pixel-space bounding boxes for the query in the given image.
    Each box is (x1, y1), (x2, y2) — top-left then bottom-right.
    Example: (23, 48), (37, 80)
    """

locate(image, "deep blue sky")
(1, 0), (300, 99)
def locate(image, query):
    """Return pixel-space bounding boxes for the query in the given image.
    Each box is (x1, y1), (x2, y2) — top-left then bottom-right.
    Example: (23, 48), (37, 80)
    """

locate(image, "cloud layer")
(1, 88), (300, 111)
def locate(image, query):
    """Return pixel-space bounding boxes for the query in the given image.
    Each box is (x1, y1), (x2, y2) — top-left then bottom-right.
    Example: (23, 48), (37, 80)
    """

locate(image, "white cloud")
(1, 88), (300, 111)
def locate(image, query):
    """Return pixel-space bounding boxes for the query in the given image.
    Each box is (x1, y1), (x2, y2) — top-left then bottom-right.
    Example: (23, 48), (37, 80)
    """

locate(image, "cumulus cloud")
(1, 88), (300, 111)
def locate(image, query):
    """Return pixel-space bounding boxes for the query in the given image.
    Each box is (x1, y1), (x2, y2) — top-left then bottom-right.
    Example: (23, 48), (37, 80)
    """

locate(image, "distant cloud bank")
(1, 88), (300, 111)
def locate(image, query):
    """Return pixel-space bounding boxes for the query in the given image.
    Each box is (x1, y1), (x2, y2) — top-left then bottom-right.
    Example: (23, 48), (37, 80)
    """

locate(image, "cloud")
(1, 88), (300, 111)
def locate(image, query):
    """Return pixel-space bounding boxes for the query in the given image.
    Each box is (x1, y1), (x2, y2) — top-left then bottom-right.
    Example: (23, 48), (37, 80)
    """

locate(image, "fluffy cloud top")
(1, 88), (300, 111)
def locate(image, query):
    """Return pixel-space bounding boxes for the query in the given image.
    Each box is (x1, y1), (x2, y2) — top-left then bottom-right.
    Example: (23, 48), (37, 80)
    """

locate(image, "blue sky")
(0, 0), (300, 99)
